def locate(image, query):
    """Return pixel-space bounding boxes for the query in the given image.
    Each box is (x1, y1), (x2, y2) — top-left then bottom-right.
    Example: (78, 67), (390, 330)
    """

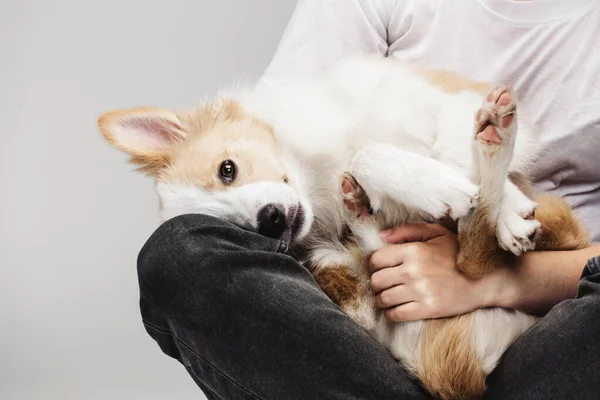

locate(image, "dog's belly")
(344, 296), (537, 378)
(471, 307), (539, 374)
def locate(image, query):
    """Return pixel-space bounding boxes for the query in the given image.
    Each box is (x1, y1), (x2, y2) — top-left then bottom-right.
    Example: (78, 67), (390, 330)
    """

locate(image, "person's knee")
(137, 213), (295, 364)
(137, 213), (282, 328)
(139, 214), (225, 288)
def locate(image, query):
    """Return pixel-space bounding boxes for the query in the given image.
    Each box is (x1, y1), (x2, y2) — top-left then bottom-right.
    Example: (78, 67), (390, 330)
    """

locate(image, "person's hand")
(369, 223), (500, 322)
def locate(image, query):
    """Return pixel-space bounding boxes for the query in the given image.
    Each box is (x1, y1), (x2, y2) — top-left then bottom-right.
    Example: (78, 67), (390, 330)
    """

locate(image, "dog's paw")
(496, 206), (540, 256)
(341, 173), (371, 218)
(495, 182), (540, 256)
(475, 86), (518, 147)
(426, 172), (480, 220)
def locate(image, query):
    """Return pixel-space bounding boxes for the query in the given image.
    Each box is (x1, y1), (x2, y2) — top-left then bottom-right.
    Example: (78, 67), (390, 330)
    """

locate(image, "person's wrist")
(475, 266), (518, 309)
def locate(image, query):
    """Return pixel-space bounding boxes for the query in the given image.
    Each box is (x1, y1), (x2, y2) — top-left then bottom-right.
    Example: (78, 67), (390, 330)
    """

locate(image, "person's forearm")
(489, 244), (600, 314)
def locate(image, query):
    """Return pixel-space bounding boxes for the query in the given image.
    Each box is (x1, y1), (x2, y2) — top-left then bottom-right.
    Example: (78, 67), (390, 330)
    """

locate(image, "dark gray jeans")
(138, 214), (600, 399)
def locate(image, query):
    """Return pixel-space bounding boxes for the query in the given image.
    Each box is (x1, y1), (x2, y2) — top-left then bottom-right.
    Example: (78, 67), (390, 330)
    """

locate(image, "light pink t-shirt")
(262, 0), (600, 243)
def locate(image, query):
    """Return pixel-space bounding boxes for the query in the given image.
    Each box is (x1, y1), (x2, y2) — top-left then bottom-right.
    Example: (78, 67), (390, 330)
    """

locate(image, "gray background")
(0, 0), (296, 398)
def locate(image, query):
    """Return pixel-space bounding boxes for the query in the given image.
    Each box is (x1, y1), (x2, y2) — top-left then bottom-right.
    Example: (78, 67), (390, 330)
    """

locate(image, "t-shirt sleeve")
(261, 0), (399, 84)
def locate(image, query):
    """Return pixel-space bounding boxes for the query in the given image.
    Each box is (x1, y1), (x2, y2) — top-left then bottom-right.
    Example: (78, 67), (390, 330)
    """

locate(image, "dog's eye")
(218, 160), (237, 183)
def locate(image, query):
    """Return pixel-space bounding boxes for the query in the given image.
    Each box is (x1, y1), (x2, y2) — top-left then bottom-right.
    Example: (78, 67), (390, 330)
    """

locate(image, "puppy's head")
(98, 99), (313, 243)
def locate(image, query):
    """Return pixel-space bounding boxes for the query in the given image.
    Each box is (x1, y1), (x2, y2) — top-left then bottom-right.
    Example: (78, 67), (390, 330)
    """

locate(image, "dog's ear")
(98, 107), (185, 174)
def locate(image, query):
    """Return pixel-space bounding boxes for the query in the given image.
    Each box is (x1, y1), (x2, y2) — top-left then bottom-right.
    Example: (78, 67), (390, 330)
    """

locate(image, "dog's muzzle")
(257, 203), (305, 242)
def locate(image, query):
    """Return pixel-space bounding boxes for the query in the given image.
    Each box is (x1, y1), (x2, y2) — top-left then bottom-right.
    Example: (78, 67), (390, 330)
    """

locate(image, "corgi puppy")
(99, 102), (314, 246)
(98, 55), (589, 400)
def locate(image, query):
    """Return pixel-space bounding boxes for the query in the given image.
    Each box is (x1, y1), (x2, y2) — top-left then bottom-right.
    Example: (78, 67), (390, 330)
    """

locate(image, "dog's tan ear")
(98, 107), (185, 174)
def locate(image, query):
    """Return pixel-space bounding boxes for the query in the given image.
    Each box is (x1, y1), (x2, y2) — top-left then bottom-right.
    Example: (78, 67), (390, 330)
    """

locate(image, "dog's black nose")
(257, 204), (287, 239)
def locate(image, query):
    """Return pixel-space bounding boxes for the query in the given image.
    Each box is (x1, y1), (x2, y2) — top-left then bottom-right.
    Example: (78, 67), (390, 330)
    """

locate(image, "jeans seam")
(143, 321), (264, 400)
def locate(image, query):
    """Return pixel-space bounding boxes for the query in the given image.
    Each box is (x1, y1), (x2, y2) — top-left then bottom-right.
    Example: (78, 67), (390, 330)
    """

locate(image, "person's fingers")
(375, 284), (414, 308)
(370, 266), (406, 293)
(379, 223), (449, 244)
(384, 302), (431, 322)
(369, 241), (428, 273)
(369, 244), (407, 272)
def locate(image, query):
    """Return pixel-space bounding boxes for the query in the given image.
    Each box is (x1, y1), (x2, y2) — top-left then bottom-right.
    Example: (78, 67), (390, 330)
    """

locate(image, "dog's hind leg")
(418, 86), (524, 400)
(418, 314), (485, 400)
(457, 86), (525, 279)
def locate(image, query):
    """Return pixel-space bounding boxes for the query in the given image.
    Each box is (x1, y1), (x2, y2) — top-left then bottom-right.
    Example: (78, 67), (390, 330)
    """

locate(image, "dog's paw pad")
(477, 124), (502, 144)
(475, 86), (517, 146)
(341, 173), (370, 217)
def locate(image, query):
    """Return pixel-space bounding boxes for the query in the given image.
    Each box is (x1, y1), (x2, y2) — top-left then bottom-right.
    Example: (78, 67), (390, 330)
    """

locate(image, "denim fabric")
(138, 213), (600, 399)
(485, 255), (600, 399)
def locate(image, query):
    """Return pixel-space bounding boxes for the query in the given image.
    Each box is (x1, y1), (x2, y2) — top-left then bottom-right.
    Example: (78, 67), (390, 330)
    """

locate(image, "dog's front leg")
(349, 143), (479, 220)
(495, 181), (540, 255)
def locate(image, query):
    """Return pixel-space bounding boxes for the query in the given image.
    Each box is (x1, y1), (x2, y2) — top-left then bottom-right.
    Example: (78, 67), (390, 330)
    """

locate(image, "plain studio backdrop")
(0, 0), (296, 398)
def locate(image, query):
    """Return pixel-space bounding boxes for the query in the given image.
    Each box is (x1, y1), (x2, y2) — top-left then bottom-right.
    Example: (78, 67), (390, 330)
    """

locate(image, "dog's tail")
(533, 193), (590, 251)
(418, 314), (486, 400)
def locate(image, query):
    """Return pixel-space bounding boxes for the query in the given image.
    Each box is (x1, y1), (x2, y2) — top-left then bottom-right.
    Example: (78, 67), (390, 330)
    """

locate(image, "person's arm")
(370, 223), (600, 322)
(493, 245), (600, 314)
(260, 0), (398, 84)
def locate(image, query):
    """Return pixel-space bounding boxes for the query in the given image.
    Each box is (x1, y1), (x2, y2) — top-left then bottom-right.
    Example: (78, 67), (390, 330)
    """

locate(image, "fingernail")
(379, 230), (391, 238)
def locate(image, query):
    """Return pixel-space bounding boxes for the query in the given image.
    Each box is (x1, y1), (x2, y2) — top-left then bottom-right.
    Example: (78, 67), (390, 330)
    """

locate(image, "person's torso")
(386, 0), (600, 242)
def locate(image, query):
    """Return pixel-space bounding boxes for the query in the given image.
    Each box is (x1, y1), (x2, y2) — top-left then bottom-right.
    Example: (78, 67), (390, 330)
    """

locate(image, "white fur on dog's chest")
(242, 58), (536, 216)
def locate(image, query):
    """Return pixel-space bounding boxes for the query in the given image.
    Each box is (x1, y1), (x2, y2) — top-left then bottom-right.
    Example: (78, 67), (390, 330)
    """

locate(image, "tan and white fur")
(98, 55), (589, 400)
